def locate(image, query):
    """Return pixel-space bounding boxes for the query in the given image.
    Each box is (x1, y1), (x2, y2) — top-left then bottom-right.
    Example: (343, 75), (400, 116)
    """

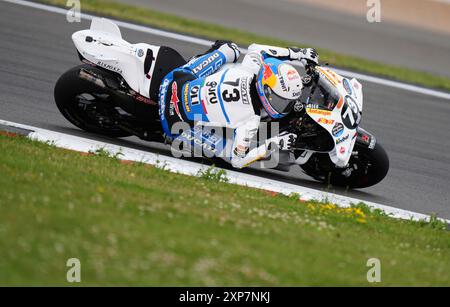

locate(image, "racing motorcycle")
(54, 18), (389, 188)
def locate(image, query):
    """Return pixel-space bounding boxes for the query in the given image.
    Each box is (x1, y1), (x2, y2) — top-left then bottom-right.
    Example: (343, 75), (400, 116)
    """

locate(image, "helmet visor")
(263, 85), (297, 115)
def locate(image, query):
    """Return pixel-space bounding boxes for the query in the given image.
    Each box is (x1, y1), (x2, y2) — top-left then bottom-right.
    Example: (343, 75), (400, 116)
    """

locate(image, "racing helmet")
(256, 58), (303, 119)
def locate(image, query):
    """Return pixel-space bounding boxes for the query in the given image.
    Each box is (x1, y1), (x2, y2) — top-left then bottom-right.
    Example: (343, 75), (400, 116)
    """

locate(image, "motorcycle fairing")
(305, 67), (363, 167)
(72, 17), (159, 98)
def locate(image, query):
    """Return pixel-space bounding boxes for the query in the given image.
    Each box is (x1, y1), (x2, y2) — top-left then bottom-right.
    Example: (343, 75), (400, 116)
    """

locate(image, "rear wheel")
(300, 142), (389, 189)
(54, 65), (132, 138)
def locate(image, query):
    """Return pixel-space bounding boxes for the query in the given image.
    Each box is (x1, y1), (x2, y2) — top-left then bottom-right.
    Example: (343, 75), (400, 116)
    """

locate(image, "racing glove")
(288, 47), (319, 65)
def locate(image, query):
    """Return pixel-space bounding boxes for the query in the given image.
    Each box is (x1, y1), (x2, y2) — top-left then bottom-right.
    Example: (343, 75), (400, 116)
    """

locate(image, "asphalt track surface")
(119, 0), (450, 78)
(0, 1), (450, 219)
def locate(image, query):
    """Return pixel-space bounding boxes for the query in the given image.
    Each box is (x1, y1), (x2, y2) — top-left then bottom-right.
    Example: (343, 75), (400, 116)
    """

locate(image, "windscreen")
(307, 73), (341, 110)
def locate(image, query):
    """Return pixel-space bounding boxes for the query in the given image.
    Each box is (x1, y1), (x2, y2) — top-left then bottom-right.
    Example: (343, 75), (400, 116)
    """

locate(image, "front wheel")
(300, 142), (389, 189)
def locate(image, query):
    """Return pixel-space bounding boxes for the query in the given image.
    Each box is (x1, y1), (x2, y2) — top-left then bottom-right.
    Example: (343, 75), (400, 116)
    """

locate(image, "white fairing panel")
(305, 67), (364, 168)
(72, 18), (160, 98)
(350, 78), (363, 111)
(90, 17), (122, 38)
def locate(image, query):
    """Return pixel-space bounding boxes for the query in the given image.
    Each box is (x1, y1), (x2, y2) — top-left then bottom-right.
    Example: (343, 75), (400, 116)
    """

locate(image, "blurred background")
(118, 0), (450, 77)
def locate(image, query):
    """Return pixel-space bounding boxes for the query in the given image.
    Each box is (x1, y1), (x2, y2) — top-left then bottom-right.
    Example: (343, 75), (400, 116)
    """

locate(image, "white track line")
(1, 119), (448, 224)
(4, 0), (450, 100)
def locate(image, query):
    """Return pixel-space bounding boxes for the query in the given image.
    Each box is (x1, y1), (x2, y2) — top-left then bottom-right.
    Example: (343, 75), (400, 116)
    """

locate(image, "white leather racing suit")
(159, 42), (316, 168)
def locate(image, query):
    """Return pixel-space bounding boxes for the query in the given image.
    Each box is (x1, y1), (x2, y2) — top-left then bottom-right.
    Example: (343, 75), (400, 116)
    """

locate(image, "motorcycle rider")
(159, 40), (319, 168)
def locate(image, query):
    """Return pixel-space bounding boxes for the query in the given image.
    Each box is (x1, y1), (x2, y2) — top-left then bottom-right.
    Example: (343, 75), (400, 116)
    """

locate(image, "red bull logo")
(262, 64), (276, 88)
(287, 69), (299, 81)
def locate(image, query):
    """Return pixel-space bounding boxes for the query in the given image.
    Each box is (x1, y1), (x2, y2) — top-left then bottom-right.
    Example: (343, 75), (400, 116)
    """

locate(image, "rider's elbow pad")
(217, 44), (240, 63)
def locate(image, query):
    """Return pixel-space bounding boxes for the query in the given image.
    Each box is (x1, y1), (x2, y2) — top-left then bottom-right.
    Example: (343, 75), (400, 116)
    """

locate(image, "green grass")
(0, 133), (449, 286)
(38, 0), (450, 92)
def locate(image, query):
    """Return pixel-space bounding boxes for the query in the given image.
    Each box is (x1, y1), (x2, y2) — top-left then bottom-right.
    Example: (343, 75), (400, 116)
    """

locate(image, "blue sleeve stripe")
(185, 51), (226, 78)
(218, 69), (231, 124)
